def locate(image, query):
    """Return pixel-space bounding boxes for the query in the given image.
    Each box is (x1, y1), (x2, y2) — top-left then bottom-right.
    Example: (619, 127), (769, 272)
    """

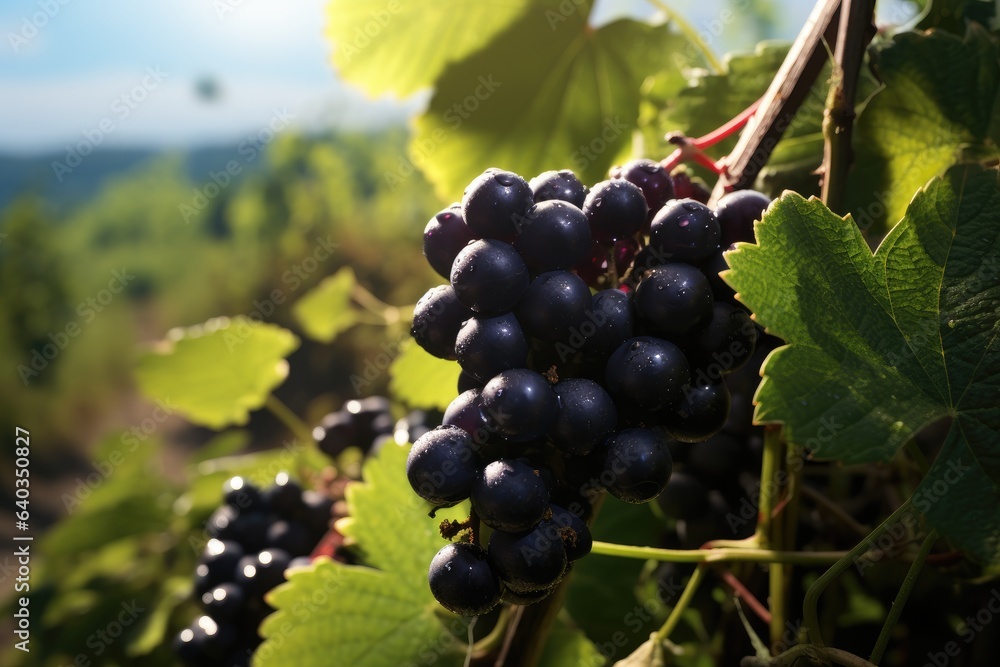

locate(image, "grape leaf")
(136, 316), (299, 429)
(324, 0), (533, 97)
(541, 619), (606, 666)
(389, 340), (461, 411)
(725, 164), (1000, 563)
(292, 267), (359, 343)
(845, 27), (1000, 239)
(411, 0), (694, 199)
(255, 444), (468, 667)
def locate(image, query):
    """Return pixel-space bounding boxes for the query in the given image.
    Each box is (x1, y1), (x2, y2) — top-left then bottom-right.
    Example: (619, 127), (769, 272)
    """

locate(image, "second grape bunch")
(410, 161), (771, 616)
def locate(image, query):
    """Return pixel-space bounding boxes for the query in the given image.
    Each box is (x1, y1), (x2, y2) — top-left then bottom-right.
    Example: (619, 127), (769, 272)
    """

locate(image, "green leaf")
(125, 576), (190, 656)
(324, 0), (534, 97)
(725, 164), (1000, 563)
(136, 316), (299, 429)
(846, 28), (1000, 238)
(292, 267), (359, 343)
(412, 2), (693, 199)
(389, 340), (461, 411)
(254, 444), (468, 667)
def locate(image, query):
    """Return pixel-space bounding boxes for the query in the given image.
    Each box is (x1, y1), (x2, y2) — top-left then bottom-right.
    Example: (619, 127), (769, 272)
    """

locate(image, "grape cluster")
(173, 474), (335, 666)
(410, 163), (770, 617)
(316, 395), (438, 458)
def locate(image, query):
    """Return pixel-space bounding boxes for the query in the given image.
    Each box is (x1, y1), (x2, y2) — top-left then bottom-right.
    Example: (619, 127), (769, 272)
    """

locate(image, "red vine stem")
(720, 570), (773, 624)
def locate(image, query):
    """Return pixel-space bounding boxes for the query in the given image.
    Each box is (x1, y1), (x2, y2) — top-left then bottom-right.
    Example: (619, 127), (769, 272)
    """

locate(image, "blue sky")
(0, 0), (871, 154)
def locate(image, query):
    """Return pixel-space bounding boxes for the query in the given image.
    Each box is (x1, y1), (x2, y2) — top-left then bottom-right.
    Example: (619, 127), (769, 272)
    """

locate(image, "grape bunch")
(409, 163), (770, 617)
(173, 474), (336, 667)
(315, 395), (439, 458)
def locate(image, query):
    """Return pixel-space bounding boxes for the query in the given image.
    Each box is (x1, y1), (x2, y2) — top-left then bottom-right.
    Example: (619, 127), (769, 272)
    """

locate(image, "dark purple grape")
(263, 472), (304, 516)
(501, 587), (554, 606)
(551, 379), (616, 455)
(611, 158), (674, 214)
(602, 428), (673, 503)
(634, 264), (714, 337)
(715, 189), (770, 247)
(234, 549), (291, 598)
(195, 539), (244, 594)
(411, 285), (474, 360)
(515, 271), (591, 342)
(455, 313), (528, 383)
(481, 369), (558, 441)
(174, 616), (236, 664)
(583, 289), (635, 357)
(450, 239), (529, 315)
(666, 382), (731, 443)
(443, 389), (493, 444)
(428, 542), (501, 616)
(472, 459), (550, 532)
(298, 490), (333, 539)
(584, 179), (648, 243)
(458, 370), (484, 393)
(514, 201), (591, 273)
(222, 477), (267, 514)
(201, 583), (245, 622)
(462, 169), (533, 242)
(266, 520), (315, 557)
(406, 426), (481, 506)
(423, 204), (476, 278)
(649, 199), (721, 262)
(605, 337), (691, 411)
(488, 522), (568, 593)
(529, 169), (588, 208)
(698, 248), (735, 302)
(684, 302), (757, 377)
(549, 504), (592, 560)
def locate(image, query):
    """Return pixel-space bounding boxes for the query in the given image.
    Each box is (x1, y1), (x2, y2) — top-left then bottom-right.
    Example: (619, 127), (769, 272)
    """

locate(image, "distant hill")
(0, 146), (256, 212)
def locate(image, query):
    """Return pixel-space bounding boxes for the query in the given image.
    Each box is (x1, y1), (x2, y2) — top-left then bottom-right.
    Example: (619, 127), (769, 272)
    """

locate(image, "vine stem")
(869, 529), (937, 665)
(803, 499), (913, 646)
(590, 542), (847, 565)
(655, 564), (710, 642)
(820, 0), (877, 211)
(741, 644), (877, 667)
(644, 0), (724, 73)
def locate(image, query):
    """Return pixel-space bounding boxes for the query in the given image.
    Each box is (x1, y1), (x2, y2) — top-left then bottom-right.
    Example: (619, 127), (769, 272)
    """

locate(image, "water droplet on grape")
(494, 172), (516, 186)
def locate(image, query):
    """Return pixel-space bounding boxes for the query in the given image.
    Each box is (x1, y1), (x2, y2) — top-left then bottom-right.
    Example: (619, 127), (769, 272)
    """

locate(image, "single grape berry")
(266, 520), (315, 557)
(715, 189), (770, 247)
(649, 199), (721, 262)
(481, 369), (558, 440)
(423, 204), (476, 278)
(458, 370), (484, 393)
(406, 426), (481, 506)
(514, 200), (592, 273)
(450, 239), (529, 315)
(472, 459), (550, 532)
(201, 583), (245, 622)
(411, 285), (474, 360)
(462, 169), (533, 242)
(515, 271), (591, 342)
(606, 337), (691, 411)
(583, 289), (634, 357)
(222, 476), (267, 513)
(549, 504), (593, 560)
(428, 542), (501, 616)
(529, 169), (588, 208)
(610, 159), (674, 214)
(685, 302), (757, 376)
(502, 587), (554, 606)
(263, 472), (304, 516)
(442, 389), (492, 443)
(551, 378), (617, 455)
(583, 179), (648, 243)
(235, 549), (291, 598)
(602, 428), (674, 503)
(634, 264), (714, 337)
(195, 539), (244, 594)
(488, 522), (568, 593)
(666, 382), (731, 443)
(455, 313), (528, 383)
